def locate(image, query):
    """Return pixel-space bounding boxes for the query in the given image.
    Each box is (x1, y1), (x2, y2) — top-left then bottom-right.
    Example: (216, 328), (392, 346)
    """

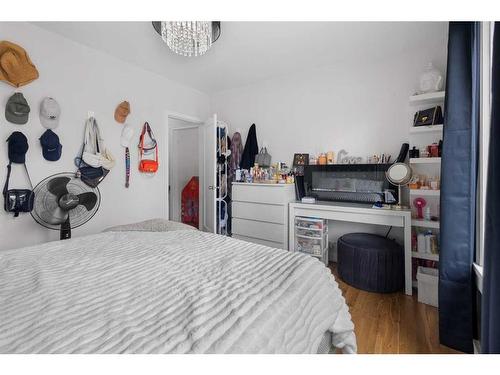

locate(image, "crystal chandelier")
(152, 21), (221, 57)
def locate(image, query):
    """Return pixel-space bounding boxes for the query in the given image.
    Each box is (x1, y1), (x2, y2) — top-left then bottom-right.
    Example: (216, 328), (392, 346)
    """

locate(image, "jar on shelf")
(418, 62), (444, 94)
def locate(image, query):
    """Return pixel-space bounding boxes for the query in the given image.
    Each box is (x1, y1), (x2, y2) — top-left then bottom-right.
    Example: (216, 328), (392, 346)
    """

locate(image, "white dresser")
(231, 182), (296, 250)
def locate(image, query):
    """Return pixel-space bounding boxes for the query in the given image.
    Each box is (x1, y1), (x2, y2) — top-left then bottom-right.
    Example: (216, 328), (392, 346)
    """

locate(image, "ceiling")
(33, 22), (448, 94)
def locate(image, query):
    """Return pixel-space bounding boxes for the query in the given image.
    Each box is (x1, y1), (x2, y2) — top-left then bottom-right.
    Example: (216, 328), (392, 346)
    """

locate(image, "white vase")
(418, 63), (443, 94)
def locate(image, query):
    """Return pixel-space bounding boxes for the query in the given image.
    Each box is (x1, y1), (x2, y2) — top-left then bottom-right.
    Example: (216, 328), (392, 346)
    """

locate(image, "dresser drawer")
(232, 201), (285, 224)
(232, 234), (284, 250)
(232, 184), (292, 205)
(232, 218), (285, 243)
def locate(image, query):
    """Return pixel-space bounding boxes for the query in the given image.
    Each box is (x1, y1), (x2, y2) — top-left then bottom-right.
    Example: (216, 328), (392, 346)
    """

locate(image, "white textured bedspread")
(0, 229), (356, 353)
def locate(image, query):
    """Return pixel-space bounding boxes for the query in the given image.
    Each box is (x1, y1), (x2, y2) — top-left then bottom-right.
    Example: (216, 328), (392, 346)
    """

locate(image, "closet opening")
(167, 115), (204, 230)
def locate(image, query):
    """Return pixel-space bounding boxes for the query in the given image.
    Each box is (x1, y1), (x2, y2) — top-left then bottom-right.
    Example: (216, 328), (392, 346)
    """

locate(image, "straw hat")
(0, 41), (39, 88)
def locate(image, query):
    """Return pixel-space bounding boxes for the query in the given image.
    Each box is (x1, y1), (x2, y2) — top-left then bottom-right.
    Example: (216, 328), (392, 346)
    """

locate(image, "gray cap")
(5, 92), (30, 125)
(39, 97), (61, 129)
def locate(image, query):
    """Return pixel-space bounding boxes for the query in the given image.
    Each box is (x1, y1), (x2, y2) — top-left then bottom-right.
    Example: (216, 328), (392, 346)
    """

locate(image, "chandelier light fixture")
(152, 21), (221, 57)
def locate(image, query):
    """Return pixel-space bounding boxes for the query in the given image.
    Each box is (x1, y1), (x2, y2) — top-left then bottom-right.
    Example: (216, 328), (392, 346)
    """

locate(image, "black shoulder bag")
(3, 162), (35, 217)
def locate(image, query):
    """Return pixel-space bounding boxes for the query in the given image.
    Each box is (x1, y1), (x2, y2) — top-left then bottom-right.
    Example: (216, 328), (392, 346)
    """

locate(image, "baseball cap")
(39, 129), (62, 161)
(5, 92), (30, 124)
(114, 101), (130, 123)
(6, 131), (29, 163)
(39, 97), (61, 129)
(120, 124), (134, 147)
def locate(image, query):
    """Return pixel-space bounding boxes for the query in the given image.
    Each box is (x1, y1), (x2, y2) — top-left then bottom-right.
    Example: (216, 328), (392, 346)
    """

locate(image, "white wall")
(168, 118), (200, 222)
(0, 22), (210, 251)
(211, 32), (448, 166)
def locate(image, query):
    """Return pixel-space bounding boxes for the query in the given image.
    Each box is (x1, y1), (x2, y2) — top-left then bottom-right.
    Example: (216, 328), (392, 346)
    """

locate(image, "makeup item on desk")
(417, 233), (426, 253)
(327, 151), (335, 164)
(420, 148), (430, 158)
(430, 235), (439, 254)
(424, 206), (431, 221)
(409, 146), (420, 159)
(429, 177), (439, 190)
(424, 232), (432, 254)
(318, 153), (327, 165)
(429, 143), (439, 157)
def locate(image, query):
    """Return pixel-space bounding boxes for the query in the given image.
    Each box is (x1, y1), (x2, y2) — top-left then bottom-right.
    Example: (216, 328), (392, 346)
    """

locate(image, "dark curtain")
(439, 22), (480, 353)
(481, 22), (500, 354)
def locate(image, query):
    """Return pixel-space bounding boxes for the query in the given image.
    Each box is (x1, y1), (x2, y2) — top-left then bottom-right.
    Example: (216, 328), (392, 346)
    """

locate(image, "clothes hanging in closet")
(240, 124), (258, 170)
(229, 132), (243, 181)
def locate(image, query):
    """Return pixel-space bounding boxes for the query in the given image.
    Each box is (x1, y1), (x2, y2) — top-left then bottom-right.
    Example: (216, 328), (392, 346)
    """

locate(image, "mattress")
(0, 221), (356, 353)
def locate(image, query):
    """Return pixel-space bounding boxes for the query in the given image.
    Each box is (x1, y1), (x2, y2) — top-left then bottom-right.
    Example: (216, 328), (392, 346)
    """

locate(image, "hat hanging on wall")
(0, 41), (39, 87)
(39, 97), (61, 129)
(120, 123), (134, 148)
(7, 131), (29, 163)
(114, 101), (130, 123)
(5, 92), (30, 125)
(39, 129), (62, 161)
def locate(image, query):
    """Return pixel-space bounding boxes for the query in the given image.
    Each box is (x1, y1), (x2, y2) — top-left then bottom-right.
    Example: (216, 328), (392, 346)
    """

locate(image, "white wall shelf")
(409, 124), (444, 134)
(409, 91), (445, 105)
(409, 189), (440, 197)
(412, 251), (439, 261)
(410, 157), (441, 164)
(411, 219), (440, 229)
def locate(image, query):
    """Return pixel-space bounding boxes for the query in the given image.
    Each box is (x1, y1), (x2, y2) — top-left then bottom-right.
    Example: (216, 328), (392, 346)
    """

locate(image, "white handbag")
(81, 117), (115, 170)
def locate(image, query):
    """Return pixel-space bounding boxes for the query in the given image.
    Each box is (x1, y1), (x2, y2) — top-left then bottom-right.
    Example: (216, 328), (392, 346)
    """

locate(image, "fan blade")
(40, 207), (69, 225)
(47, 177), (71, 197)
(77, 192), (98, 211)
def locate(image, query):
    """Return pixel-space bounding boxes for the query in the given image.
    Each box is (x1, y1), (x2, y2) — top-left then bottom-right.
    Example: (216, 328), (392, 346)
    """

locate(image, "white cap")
(39, 97), (61, 129)
(121, 124), (134, 147)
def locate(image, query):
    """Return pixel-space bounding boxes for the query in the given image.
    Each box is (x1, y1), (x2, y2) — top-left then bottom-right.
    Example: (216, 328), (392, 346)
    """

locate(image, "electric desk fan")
(31, 172), (101, 239)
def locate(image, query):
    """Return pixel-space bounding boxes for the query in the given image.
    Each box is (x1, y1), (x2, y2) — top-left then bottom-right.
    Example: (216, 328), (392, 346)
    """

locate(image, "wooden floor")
(329, 264), (461, 354)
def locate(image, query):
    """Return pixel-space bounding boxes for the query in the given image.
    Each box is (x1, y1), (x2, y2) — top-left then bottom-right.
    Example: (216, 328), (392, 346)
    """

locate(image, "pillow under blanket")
(104, 218), (197, 233)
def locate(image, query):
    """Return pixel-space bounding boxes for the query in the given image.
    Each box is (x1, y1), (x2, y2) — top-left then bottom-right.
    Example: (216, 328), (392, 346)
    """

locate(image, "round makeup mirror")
(386, 163), (412, 209)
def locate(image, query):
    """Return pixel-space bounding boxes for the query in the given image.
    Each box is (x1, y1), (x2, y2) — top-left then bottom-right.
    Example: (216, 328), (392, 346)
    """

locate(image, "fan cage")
(31, 172), (101, 231)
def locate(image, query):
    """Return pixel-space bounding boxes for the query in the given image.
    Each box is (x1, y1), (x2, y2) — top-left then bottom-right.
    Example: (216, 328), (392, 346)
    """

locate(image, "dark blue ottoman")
(337, 233), (404, 293)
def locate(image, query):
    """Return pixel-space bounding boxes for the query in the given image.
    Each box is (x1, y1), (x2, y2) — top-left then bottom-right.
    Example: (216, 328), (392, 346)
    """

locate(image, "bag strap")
(23, 163), (33, 189)
(3, 161), (12, 197)
(125, 147), (130, 188)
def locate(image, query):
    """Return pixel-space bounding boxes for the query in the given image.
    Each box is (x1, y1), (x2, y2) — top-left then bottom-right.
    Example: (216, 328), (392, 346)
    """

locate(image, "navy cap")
(39, 129), (62, 161)
(6, 131), (29, 164)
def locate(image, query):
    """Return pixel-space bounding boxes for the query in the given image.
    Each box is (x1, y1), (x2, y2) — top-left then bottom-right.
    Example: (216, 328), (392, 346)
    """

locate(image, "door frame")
(166, 112), (203, 229)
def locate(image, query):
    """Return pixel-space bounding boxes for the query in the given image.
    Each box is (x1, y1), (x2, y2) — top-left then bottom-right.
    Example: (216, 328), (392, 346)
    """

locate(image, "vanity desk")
(288, 201), (413, 295)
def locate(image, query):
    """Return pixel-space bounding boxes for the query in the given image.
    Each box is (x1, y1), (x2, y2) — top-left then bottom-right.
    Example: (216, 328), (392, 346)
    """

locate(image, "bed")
(0, 219), (356, 354)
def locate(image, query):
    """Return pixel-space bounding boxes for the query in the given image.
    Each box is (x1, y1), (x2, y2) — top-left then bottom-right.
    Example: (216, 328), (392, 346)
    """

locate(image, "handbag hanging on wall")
(138, 122), (159, 174)
(75, 117), (115, 188)
(3, 132), (34, 217)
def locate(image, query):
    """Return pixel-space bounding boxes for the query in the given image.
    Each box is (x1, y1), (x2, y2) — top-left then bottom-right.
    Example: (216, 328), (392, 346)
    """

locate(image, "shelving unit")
(408, 91), (444, 293)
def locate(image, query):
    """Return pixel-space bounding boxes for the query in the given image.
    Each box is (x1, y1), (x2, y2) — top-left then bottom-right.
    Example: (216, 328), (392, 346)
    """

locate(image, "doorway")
(168, 116), (203, 229)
